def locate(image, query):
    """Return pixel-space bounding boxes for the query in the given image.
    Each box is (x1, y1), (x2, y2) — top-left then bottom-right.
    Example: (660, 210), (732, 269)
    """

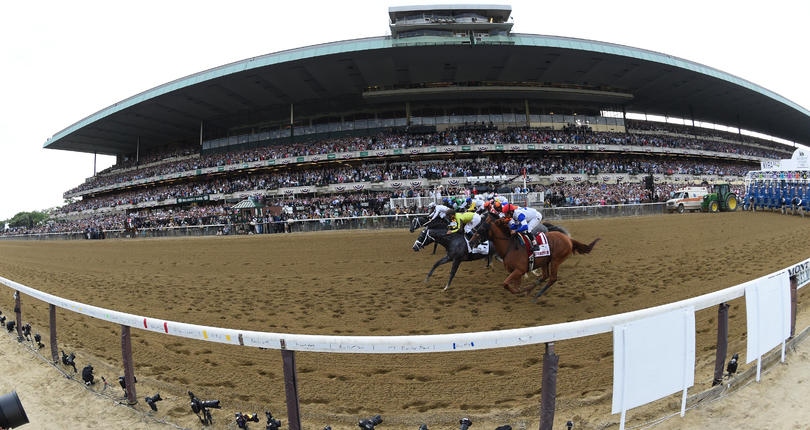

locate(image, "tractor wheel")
(725, 194), (738, 212)
(710, 201), (720, 213)
(677, 204), (685, 214)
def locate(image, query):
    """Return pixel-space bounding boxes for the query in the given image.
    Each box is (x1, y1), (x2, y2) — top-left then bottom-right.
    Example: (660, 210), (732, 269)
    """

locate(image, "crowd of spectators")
(4, 181), (743, 237)
(625, 119), (791, 153)
(57, 155), (753, 214)
(65, 126), (783, 195)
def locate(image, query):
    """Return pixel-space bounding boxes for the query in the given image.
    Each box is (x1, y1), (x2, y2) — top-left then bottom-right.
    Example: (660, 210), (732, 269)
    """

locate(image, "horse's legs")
(502, 269), (524, 294)
(443, 258), (463, 291)
(533, 258), (561, 300)
(432, 242), (438, 255)
(425, 255), (451, 283)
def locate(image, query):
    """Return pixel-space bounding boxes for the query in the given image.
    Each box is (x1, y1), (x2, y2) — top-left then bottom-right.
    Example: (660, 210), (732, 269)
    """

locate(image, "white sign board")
(745, 271), (790, 380)
(612, 307), (695, 428)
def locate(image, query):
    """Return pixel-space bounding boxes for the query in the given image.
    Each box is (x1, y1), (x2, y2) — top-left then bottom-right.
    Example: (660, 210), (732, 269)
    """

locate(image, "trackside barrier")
(2, 256), (810, 428)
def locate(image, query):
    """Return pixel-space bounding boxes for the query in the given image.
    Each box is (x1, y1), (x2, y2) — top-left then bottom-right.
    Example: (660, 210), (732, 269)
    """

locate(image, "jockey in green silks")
(448, 210), (483, 253)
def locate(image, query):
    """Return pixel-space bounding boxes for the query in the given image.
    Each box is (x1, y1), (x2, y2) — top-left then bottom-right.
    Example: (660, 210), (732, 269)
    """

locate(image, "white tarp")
(745, 271), (790, 380)
(612, 307), (695, 429)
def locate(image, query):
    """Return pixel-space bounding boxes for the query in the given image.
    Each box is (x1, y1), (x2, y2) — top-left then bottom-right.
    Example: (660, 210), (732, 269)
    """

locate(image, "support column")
(712, 303), (730, 385)
(14, 291), (22, 342)
(539, 342), (559, 430)
(290, 104), (295, 138)
(405, 101), (411, 126)
(93, 153), (97, 176)
(281, 347), (302, 430)
(525, 99), (530, 127)
(136, 137), (140, 165)
(49, 304), (58, 363)
(199, 121), (204, 147)
(121, 325), (137, 404)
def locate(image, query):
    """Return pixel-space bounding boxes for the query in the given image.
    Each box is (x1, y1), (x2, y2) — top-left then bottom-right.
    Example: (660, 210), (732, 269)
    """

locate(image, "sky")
(1, 0), (809, 221)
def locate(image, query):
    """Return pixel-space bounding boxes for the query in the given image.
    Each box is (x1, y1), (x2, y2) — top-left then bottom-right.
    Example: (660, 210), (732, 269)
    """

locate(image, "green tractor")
(701, 183), (738, 213)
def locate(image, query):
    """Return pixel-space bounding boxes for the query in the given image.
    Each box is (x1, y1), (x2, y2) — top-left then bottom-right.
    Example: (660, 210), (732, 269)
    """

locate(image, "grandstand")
(21, 4), (810, 235)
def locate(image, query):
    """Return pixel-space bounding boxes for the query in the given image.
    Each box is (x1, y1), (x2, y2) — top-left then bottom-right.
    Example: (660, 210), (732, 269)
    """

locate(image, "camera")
(21, 323), (31, 340)
(0, 391), (29, 429)
(235, 412), (260, 429)
(61, 350), (77, 373)
(188, 391), (221, 425)
(265, 411), (282, 430)
(81, 364), (95, 385)
(358, 414), (383, 430)
(118, 375), (136, 392)
(145, 393), (163, 411)
(33, 333), (44, 349)
(459, 417), (473, 430)
(5, 320), (14, 333)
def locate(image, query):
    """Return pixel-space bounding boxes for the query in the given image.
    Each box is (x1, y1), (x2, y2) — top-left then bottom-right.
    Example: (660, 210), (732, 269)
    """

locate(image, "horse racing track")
(1, 212), (809, 429)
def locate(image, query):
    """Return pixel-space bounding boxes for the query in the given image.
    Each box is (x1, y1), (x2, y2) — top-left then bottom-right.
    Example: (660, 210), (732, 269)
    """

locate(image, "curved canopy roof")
(44, 34), (810, 155)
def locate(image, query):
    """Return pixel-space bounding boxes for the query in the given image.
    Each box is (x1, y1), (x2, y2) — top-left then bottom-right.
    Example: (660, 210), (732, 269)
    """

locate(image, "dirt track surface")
(1, 211), (809, 429)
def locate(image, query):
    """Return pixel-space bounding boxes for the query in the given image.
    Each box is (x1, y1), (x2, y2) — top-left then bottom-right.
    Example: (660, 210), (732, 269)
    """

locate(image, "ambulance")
(665, 187), (708, 213)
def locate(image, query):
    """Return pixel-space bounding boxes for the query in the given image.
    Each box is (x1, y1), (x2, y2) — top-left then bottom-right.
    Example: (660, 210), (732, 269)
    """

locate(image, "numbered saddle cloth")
(533, 232), (550, 257)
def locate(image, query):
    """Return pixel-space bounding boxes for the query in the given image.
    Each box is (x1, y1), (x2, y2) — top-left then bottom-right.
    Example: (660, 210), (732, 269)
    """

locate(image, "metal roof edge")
(511, 33), (810, 119)
(44, 32), (810, 150)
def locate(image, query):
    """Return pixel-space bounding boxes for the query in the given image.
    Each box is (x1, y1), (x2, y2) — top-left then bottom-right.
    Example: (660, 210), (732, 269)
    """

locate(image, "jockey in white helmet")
(427, 201), (452, 223)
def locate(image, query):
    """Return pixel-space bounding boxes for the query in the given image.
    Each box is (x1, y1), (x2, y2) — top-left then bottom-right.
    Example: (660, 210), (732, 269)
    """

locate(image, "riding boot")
(464, 232), (473, 253)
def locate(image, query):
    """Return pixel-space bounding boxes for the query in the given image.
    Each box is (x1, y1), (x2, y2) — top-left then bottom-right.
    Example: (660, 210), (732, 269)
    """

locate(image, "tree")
(6, 211), (49, 229)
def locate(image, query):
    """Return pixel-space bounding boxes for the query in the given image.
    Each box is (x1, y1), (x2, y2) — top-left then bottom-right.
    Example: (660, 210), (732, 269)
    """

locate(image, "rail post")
(14, 291), (22, 342)
(49, 304), (58, 363)
(539, 342), (559, 430)
(121, 325), (137, 404)
(712, 303), (729, 385)
(790, 276), (798, 338)
(280, 341), (301, 430)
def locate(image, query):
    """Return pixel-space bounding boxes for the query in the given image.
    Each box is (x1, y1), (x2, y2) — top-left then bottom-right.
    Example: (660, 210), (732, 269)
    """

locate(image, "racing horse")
(473, 215), (599, 300)
(123, 216), (139, 238)
(410, 215), (447, 254)
(412, 220), (494, 291)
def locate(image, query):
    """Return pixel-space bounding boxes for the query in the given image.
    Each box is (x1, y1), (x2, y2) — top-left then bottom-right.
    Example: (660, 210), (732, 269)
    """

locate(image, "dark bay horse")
(474, 215), (599, 300)
(410, 215), (447, 254)
(412, 222), (494, 291)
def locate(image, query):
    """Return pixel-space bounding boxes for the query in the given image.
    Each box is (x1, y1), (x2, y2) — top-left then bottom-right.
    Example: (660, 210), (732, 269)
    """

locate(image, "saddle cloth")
(534, 232), (550, 257)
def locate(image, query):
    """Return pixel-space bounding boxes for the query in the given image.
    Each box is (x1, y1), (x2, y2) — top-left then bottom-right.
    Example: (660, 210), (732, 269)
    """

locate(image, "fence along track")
(2, 255), (807, 354)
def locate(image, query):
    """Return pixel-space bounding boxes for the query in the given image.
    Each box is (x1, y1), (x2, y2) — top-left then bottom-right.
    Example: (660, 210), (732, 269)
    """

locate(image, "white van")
(666, 187), (708, 213)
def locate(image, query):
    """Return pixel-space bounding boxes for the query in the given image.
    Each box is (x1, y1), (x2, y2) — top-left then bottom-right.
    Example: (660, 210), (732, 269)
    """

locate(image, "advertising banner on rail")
(612, 307), (695, 426)
(745, 271), (790, 376)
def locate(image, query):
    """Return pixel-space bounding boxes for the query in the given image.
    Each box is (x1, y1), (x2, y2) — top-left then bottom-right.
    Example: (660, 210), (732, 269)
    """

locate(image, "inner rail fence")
(0, 203), (665, 241)
(1, 254), (808, 430)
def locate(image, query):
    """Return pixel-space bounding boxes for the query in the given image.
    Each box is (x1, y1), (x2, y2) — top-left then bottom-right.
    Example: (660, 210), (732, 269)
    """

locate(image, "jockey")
(492, 200), (503, 216)
(509, 206), (548, 254)
(426, 201), (452, 223)
(448, 210), (482, 252)
(465, 197), (477, 213)
(501, 203), (519, 219)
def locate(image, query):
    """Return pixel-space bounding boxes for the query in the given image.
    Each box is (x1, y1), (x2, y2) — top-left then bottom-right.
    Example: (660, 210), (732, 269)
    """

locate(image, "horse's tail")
(571, 238), (600, 255)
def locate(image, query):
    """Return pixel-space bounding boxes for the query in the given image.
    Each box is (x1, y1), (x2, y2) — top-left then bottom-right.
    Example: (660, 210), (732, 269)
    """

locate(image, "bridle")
(413, 227), (436, 250)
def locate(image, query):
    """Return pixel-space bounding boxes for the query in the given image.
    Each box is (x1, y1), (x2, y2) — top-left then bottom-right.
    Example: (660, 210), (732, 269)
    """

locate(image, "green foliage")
(5, 211), (49, 229)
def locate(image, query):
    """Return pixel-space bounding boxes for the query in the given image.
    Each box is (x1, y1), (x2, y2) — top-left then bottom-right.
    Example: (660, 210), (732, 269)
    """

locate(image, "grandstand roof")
(44, 34), (810, 156)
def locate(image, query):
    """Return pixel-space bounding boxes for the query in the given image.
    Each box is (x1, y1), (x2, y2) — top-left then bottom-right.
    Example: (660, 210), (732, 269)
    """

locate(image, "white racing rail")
(1, 257), (809, 354)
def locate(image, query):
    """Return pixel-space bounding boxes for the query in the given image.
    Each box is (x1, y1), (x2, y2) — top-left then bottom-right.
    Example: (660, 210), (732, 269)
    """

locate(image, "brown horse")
(473, 215), (599, 300)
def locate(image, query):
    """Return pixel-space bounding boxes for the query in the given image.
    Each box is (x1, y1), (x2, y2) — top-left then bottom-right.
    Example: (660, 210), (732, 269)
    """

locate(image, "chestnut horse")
(473, 215), (599, 300)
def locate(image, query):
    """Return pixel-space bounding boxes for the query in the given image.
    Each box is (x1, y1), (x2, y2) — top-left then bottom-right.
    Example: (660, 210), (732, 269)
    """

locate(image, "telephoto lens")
(0, 391), (29, 429)
(81, 364), (95, 385)
(459, 417), (473, 430)
(358, 414), (383, 430)
(265, 410), (282, 430)
(418, 425), (429, 430)
(145, 393), (163, 411)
